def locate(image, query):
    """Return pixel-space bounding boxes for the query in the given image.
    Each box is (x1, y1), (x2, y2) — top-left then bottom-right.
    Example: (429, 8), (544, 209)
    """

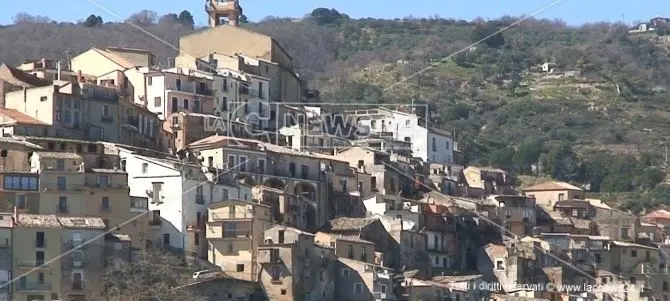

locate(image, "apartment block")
(144, 68), (215, 119)
(206, 199), (274, 281)
(257, 225), (336, 301)
(12, 214), (106, 301)
(0, 212), (12, 301)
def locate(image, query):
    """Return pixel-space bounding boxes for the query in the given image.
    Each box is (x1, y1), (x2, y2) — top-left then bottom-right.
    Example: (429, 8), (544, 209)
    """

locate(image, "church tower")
(205, 0), (242, 27)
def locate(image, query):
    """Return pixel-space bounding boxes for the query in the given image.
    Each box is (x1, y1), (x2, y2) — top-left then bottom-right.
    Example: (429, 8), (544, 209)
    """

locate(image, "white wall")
(120, 149), (185, 249)
(145, 75), (167, 119)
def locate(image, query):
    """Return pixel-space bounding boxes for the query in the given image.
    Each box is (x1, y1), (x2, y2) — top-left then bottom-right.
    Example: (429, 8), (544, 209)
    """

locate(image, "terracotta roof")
(484, 243), (507, 258)
(643, 209), (670, 219)
(0, 109), (45, 125)
(337, 236), (375, 245)
(324, 217), (378, 232)
(523, 181), (583, 191)
(432, 274), (483, 283)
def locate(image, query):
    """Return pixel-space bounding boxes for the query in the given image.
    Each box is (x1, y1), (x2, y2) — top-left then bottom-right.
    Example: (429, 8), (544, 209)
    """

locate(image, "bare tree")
(13, 12), (52, 24)
(90, 249), (207, 301)
(126, 10), (158, 27)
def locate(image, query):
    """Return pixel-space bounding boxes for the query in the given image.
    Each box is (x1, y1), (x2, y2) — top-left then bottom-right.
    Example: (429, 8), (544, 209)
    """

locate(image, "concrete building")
(143, 68), (215, 120)
(11, 214), (106, 301)
(206, 199), (273, 281)
(187, 135), (361, 229)
(346, 107), (455, 164)
(521, 181), (585, 208)
(334, 257), (394, 301)
(0, 212), (12, 301)
(258, 225), (335, 301)
(118, 146), (209, 256)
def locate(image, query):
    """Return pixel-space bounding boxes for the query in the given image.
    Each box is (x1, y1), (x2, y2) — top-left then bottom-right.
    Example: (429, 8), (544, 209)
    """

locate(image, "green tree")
(542, 143), (580, 181)
(178, 10), (195, 28)
(83, 14), (103, 27)
(471, 23), (505, 48)
(310, 8), (343, 25)
(512, 140), (543, 174)
(489, 147), (516, 169)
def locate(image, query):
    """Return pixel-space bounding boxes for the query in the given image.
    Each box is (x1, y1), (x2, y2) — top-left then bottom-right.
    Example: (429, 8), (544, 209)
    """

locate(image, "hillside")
(2, 10), (670, 211)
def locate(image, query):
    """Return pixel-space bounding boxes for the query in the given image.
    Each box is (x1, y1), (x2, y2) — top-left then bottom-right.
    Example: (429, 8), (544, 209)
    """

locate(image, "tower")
(205, 0), (242, 27)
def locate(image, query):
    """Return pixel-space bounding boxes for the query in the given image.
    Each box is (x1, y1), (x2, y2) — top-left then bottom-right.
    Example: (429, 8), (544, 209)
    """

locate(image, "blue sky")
(0, 0), (665, 26)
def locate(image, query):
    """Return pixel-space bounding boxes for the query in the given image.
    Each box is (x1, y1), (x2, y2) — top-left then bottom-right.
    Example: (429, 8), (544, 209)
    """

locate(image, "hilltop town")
(0, 2), (670, 301)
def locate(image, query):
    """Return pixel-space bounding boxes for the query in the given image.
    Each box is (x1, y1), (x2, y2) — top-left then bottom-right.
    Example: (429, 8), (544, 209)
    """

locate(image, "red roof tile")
(0, 109), (45, 125)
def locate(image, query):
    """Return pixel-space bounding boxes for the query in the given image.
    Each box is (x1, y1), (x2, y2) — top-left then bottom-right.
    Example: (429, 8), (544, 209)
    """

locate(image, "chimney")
(0, 80), (5, 109)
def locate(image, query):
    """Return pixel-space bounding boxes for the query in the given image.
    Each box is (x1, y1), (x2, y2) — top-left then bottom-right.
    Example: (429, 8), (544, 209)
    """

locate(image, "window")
(36, 232), (45, 248)
(239, 157), (247, 172)
(37, 272), (44, 284)
(594, 253), (602, 263)
(631, 250), (637, 257)
(162, 233), (170, 246)
(496, 260), (504, 270)
(228, 155), (235, 169)
(300, 165), (308, 179)
(371, 120), (376, 129)
(183, 99), (189, 110)
(102, 105), (109, 117)
(171, 97), (178, 112)
(154, 97), (162, 107)
(40, 96), (47, 102)
(35, 251), (45, 266)
(97, 175), (110, 186)
(289, 163), (296, 177)
(381, 284), (387, 294)
(258, 82), (264, 99)
(58, 197), (68, 213)
(558, 193), (565, 201)
(56, 159), (65, 171)
(446, 141), (450, 149)
(142, 163), (148, 174)
(16, 195), (26, 209)
(101, 197), (110, 212)
(236, 264), (244, 272)
(664, 281), (668, 291)
(432, 137), (437, 152)
(194, 233), (200, 245)
(278, 230), (285, 243)
(176, 79), (182, 90)
(621, 227), (630, 239)
(370, 177), (377, 190)
(194, 100), (201, 113)
(222, 79), (228, 91)
(271, 266), (281, 281)
(57, 176), (67, 191)
(341, 268), (350, 277)
(348, 245), (354, 259)
(4, 176), (38, 191)
(258, 159), (265, 174)
(72, 272), (83, 290)
(354, 283), (363, 294)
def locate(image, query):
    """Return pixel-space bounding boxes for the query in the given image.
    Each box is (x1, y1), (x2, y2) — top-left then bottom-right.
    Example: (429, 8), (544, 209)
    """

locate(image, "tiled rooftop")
(523, 181), (583, 191)
(57, 216), (107, 229)
(35, 151), (81, 160)
(337, 235), (375, 245)
(325, 217), (378, 232)
(17, 214), (61, 228)
(0, 108), (45, 125)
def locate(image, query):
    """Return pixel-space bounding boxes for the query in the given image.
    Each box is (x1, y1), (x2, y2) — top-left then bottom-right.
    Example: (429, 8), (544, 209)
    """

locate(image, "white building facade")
(350, 107), (455, 164)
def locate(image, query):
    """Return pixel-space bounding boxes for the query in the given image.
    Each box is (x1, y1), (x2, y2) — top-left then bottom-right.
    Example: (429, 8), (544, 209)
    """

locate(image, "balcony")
(43, 184), (84, 192)
(100, 115), (114, 123)
(211, 210), (254, 220)
(71, 281), (84, 291)
(16, 282), (51, 292)
(18, 260), (49, 269)
(123, 115), (140, 131)
(58, 205), (70, 214)
(149, 220), (162, 229)
(186, 223), (205, 232)
(196, 88), (214, 96)
(221, 229), (253, 239)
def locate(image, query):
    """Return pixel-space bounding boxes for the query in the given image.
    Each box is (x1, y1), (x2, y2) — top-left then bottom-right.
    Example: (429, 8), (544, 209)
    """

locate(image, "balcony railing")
(18, 260), (47, 268)
(17, 282), (51, 292)
(58, 205), (70, 213)
(222, 230), (252, 239)
(211, 210), (254, 220)
(43, 184), (84, 192)
(100, 115), (114, 123)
